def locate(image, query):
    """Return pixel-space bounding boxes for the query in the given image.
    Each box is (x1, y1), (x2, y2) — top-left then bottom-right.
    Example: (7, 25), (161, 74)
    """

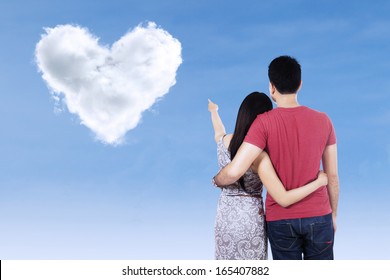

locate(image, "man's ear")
(269, 82), (277, 102)
(269, 82), (276, 95)
(297, 80), (302, 92)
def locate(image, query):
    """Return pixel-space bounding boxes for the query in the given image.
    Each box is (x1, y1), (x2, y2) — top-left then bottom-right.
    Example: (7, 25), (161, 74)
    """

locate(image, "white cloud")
(35, 22), (182, 145)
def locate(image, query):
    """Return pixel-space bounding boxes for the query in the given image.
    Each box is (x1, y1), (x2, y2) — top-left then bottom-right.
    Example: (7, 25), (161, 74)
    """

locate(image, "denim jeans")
(267, 213), (334, 260)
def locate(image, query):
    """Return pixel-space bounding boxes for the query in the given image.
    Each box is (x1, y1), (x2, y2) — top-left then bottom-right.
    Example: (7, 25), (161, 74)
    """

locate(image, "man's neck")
(275, 93), (300, 108)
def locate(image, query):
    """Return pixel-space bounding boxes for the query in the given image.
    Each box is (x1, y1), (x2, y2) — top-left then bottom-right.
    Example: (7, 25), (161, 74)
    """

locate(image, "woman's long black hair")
(228, 92), (273, 190)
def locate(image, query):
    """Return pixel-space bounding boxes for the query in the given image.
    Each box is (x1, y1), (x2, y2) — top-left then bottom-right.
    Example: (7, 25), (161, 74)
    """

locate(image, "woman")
(208, 92), (327, 260)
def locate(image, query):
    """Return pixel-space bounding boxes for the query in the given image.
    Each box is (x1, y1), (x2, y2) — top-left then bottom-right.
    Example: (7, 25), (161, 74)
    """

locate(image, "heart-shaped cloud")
(35, 22), (182, 145)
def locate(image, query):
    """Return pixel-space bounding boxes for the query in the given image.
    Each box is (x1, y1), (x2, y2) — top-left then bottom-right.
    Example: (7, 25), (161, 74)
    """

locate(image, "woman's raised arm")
(208, 99), (226, 143)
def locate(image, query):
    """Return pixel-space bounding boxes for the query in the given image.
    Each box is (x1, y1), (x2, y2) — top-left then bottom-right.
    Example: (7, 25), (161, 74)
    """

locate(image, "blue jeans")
(267, 213), (334, 260)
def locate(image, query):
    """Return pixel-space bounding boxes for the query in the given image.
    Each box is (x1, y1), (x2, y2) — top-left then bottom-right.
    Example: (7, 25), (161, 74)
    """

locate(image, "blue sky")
(0, 0), (389, 259)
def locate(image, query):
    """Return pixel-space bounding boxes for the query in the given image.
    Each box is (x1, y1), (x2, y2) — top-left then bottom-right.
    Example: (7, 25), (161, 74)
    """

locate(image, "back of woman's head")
(229, 92), (273, 159)
(229, 92), (272, 189)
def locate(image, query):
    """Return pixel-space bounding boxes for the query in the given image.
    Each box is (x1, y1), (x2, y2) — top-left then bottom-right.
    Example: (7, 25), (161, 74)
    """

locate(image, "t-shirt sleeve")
(244, 115), (267, 150)
(326, 116), (337, 146)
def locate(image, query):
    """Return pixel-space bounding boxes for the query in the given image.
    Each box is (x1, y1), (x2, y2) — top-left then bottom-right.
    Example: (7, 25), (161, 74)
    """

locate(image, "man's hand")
(332, 214), (337, 233)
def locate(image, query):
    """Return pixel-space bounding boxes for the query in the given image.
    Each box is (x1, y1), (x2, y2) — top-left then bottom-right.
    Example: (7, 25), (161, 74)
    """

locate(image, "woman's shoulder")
(222, 134), (233, 148)
(217, 134), (233, 158)
(217, 133), (232, 146)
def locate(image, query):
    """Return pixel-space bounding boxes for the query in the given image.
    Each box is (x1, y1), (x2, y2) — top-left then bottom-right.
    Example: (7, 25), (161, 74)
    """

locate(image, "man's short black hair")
(268, 55), (301, 94)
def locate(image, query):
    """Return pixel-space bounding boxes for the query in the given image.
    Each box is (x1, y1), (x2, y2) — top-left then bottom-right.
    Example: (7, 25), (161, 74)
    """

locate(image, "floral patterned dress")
(214, 137), (267, 260)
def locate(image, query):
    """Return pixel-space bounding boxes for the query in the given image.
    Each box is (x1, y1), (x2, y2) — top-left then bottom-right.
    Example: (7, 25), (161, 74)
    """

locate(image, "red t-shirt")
(244, 106), (336, 221)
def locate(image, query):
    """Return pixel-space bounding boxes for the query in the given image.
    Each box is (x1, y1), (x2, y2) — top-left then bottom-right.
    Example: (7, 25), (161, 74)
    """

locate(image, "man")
(213, 56), (339, 260)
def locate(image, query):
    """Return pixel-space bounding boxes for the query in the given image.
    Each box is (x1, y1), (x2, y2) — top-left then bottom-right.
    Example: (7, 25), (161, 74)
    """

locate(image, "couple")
(209, 56), (339, 260)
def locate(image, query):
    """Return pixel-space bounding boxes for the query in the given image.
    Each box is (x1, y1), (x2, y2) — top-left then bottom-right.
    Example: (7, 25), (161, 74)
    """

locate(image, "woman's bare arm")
(208, 99), (226, 143)
(254, 152), (327, 207)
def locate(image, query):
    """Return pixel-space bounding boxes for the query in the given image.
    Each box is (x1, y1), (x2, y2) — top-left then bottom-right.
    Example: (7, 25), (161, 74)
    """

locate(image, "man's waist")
(265, 193), (331, 221)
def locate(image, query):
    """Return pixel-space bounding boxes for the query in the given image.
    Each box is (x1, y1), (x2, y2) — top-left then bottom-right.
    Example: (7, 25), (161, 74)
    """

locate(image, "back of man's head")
(268, 55), (301, 94)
